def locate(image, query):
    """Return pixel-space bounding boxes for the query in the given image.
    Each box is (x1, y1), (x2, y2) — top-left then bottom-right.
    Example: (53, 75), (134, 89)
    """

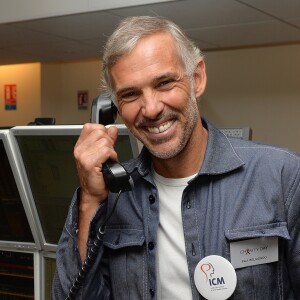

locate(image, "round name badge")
(194, 255), (237, 300)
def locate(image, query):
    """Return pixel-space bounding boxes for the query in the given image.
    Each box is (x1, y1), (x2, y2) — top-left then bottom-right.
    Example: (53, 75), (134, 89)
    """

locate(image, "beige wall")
(201, 44), (300, 153)
(41, 63), (61, 121)
(0, 63), (41, 126)
(59, 60), (102, 124)
(0, 43), (299, 153)
(40, 60), (102, 125)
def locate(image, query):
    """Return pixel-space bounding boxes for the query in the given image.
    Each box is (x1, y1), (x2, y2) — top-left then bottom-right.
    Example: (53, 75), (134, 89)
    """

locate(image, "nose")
(141, 90), (164, 119)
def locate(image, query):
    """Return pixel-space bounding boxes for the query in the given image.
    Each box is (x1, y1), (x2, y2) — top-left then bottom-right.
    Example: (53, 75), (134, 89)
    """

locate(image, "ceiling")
(1, 0), (300, 65)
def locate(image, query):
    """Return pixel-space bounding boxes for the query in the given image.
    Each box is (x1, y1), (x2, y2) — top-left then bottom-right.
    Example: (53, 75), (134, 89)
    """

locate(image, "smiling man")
(110, 30), (207, 176)
(53, 16), (300, 300)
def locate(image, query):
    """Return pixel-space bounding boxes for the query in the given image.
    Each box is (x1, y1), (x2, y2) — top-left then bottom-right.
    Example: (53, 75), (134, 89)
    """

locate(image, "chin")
(148, 145), (182, 160)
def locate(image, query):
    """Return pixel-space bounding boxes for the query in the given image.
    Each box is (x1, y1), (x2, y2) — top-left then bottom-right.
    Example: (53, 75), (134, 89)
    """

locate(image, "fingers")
(74, 123), (119, 203)
(75, 124), (118, 165)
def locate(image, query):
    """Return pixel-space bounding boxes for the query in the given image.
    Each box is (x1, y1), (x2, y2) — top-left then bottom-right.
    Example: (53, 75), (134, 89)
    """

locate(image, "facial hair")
(133, 90), (199, 160)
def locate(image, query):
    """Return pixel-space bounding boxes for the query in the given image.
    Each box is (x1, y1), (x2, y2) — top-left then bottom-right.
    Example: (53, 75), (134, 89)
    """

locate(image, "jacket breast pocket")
(225, 222), (291, 300)
(103, 227), (147, 300)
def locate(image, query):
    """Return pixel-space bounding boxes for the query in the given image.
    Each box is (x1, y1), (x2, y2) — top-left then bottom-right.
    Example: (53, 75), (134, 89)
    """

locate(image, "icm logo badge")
(200, 262), (225, 287)
(194, 255), (237, 299)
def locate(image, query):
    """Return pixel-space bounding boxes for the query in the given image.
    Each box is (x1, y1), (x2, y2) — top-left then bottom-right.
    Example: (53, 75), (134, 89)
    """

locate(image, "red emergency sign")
(4, 84), (17, 110)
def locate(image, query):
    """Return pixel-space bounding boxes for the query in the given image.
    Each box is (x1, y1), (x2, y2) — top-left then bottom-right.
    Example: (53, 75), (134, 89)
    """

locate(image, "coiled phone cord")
(65, 189), (122, 300)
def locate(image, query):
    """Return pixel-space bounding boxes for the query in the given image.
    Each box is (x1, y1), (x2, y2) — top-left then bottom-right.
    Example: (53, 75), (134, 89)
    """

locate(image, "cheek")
(164, 91), (190, 111)
(119, 103), (140, 127)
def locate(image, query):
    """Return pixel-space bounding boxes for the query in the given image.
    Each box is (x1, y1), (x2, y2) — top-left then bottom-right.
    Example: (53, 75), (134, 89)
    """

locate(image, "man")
(53, 16), (300, 299)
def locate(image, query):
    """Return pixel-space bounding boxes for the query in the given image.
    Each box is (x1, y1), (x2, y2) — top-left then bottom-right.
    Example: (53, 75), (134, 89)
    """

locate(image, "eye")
(119, 90), (140, 102)
(157, 78), (175, 89)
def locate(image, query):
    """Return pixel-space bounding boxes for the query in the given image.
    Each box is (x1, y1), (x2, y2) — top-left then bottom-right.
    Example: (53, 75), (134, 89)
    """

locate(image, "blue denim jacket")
(53, 120), (300, 299)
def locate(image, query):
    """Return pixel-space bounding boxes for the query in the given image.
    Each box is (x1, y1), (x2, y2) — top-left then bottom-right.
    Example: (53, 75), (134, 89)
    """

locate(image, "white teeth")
(148, 127), (160, 133)
(148, 121), (172, 133)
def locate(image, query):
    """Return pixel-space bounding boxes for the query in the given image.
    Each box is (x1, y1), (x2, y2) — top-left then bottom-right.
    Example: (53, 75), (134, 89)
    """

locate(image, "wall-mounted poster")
(4, 84), (17, 110)
(77, 90), (88, 110)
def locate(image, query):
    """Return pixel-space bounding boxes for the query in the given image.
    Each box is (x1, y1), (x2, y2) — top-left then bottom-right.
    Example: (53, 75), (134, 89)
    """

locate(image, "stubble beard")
(138, 93), (199, 160)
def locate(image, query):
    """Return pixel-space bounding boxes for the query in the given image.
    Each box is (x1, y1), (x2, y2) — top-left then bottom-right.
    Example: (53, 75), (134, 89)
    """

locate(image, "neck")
(152, 120), (208, 178)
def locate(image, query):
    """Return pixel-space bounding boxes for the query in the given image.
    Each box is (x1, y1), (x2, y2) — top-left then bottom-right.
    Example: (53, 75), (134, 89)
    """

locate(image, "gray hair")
(101, 16), (203, 104)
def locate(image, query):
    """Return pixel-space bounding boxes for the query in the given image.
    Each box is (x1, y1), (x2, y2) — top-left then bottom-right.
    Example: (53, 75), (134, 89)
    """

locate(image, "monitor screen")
(14, 133), (79, 246)
(11, 125), (140, 248)
(0, 136), (34, 243)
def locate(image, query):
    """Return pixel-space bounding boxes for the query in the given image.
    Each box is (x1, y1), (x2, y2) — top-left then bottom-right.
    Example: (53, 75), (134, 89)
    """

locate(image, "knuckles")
(82, 122), (105, 131)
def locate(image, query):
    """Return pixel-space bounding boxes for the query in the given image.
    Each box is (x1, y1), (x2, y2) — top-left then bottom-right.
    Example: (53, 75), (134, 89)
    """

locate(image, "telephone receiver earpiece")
(90, 94), (118, 125)
(90, 94), (133, 192)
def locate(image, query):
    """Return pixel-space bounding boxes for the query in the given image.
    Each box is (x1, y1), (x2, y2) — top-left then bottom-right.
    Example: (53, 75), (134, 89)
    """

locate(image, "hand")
(74, 123), (118, 207)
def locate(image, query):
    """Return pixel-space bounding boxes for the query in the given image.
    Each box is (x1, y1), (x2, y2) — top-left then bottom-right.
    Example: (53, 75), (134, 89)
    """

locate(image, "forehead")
(110, 32), (185, 88)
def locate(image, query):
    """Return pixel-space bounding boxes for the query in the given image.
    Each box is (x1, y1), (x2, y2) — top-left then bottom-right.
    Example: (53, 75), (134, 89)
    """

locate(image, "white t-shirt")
(152, 169), (196, 300)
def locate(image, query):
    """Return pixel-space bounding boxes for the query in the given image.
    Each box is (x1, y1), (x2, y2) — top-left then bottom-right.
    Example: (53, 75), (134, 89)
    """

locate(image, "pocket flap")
(103, 227), (145, 250)
(225, 222), (290, 241)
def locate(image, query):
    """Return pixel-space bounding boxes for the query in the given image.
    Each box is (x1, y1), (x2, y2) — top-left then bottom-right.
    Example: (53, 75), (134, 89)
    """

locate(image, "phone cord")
(65, 189), (122, 300)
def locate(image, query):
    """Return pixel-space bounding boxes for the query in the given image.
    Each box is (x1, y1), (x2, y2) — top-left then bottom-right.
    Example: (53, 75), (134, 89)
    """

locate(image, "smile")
(147, 120), (174, 134)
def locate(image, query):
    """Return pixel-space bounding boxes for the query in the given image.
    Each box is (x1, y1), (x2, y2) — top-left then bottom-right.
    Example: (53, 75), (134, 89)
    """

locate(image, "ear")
(193, 58), (207, 98)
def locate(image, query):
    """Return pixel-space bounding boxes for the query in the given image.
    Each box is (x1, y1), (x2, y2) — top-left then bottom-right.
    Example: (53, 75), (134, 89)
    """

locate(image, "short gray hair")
(101, 16), (203, 103)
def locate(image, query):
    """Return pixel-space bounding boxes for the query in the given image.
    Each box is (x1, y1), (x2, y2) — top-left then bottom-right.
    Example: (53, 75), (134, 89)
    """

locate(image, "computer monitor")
(10, 125), (141, 251)
(0, 130), (39, 251)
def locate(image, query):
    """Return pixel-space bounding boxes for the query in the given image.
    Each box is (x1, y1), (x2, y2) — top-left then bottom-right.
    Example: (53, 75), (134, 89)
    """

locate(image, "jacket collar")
(124, 118), (244, 177)
(199, 119), (244, 175)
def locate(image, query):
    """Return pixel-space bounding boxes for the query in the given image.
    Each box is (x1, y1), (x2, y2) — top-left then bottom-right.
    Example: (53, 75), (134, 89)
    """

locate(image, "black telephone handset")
(90, 94), (133, 193)
(66, 95), (133, 300)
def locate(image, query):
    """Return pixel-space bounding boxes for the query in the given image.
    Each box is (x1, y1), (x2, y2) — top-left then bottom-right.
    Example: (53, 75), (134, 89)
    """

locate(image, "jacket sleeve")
(285, 163), (300, 297)
(52, 188), (111, 300)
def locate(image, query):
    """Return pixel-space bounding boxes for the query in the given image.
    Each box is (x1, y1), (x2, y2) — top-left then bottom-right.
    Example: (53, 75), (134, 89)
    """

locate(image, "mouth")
(146, 120), (175, 134)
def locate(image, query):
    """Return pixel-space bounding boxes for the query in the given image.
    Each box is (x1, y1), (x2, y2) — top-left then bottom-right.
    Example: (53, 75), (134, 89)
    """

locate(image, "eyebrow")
(153, 72), (179, 84)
